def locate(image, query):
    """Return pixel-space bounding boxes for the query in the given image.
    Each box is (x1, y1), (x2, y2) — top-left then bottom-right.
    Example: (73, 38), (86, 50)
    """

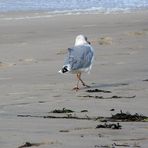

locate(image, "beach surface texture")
(0, 5), (148, 148)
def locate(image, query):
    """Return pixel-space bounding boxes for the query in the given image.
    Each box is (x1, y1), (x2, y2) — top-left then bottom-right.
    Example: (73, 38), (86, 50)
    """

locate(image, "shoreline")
(0, 9), (148, 20)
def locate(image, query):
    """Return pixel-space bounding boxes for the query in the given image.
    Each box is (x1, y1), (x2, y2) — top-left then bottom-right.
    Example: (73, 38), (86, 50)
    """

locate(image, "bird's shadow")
(81, 82), (129, 91)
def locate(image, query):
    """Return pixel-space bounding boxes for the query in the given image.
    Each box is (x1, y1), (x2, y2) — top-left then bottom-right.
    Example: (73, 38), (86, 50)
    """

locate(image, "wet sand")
(0, 11), (148, 147)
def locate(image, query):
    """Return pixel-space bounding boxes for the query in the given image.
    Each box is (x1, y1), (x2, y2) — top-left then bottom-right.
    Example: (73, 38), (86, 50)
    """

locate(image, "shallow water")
(0, 0), (148, 13)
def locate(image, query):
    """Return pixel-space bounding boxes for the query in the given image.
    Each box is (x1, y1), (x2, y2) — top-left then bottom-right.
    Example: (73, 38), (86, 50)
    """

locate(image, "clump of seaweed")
(79, 95), (136, 99)
(96, 123), (122, 129)
(95, 143), (132, 148)
(81, 110), (88, 113)
(50, 108), (74, 113)
(86, 89), (111, 93)
(110, 110), (148, 122)
(143, 79), (148, 82)
(18, 142), (43, 148)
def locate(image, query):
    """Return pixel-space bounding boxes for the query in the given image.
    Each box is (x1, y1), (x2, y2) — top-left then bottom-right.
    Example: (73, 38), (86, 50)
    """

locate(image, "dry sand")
(0, 11), (148, 148)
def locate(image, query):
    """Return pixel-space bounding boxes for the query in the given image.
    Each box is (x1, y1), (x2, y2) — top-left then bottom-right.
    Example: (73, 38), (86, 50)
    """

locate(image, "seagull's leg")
(77, 73), (90, 88)
(77, 72), (85, 86)
(72, 73), (80, 91)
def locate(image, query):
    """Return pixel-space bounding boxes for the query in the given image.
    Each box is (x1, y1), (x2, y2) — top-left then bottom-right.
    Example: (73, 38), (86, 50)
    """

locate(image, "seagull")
(59, 35), (94, 90)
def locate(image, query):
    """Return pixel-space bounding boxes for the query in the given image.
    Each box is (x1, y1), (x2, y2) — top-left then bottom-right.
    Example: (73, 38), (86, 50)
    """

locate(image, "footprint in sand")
(18, 58), (38, 64)
(89, 36), (113, 45)
(0, 61), (15, 69)
(56, 48), (67, 55)
(125, 31), (146, 37)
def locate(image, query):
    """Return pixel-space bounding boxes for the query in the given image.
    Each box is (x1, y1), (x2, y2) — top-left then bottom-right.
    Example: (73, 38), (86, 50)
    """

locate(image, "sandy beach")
(0, 11), (148, 147)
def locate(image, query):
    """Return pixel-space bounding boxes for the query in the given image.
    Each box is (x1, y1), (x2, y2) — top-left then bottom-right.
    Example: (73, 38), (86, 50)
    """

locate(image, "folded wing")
(64, 45), (94, 71)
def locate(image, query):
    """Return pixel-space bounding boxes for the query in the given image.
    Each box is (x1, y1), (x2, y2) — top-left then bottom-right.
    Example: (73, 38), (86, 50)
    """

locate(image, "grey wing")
(64, 45), (94, 71)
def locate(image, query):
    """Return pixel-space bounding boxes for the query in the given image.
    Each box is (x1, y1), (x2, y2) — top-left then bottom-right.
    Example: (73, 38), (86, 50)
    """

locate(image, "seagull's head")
(74, 35), (91, 46)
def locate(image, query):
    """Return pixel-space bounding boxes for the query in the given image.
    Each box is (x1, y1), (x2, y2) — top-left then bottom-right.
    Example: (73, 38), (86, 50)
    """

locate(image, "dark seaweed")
(17, 110), (148, 122)
(94, 145), (115, 148)
(18, 142), (42, 148)
(143, 79), (148, 81)
(110, 110), (147, 122)
(50, 108), (74, 113)
(79, 95), (136, 99)
(17, 114), (103, 121)
(81, 110), (88, 112)
(86, 89), (111, 93)
(96, 123), (122, 129)
(95, 143), (130, 148)
(110, 109), (115, 111)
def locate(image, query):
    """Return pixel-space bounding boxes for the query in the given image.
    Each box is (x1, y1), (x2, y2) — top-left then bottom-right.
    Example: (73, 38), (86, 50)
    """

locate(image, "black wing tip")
(62, 66), (68, 73)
